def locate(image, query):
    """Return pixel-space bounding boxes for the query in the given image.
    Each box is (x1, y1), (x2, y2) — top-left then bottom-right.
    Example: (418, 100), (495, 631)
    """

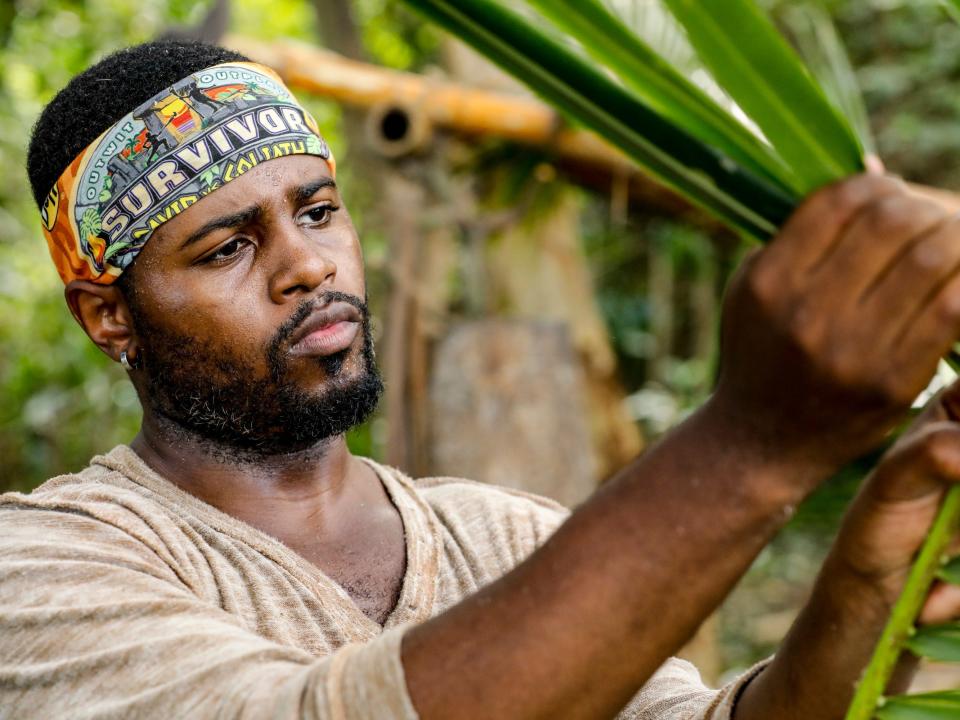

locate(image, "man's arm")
(403, 174), (960, 720)
(738, 386), (960, 719)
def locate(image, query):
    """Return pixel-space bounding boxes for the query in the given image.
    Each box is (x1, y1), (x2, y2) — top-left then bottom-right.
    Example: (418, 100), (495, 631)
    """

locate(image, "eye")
(298, 203), (338, 227)
(203, 237), (249, 263)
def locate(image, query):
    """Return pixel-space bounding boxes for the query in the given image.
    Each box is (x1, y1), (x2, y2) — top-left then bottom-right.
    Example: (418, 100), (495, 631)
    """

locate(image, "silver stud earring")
(120, 349), (137, 371)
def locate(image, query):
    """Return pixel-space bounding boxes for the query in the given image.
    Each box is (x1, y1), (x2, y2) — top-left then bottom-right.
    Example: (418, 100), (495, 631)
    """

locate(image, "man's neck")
(130, 411), (409, 624)
(129, 412), (377, 547)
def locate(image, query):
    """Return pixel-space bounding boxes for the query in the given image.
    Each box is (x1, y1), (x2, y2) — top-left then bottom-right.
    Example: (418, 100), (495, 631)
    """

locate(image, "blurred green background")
(1, 0), (958, 678)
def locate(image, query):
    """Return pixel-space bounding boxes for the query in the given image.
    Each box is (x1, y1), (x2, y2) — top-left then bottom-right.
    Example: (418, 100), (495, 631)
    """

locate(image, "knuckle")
(877, 372), (915, 408)
(907, 236), (948, 272)
(826, 174), (900, 215)
(935, 288), (960, 324)
(743, 256), (779, 306)
(787, 303), (822, 355)
(865, 194), (910, 233)
(823, 344), (862, 388)
(916, 426), (960, 473)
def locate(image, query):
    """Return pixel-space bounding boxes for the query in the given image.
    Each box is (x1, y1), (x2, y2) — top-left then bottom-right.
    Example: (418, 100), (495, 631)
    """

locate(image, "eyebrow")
(291, 177), (337, 205)
(179, 205), (263, 250)
(176, 177), (338, 251)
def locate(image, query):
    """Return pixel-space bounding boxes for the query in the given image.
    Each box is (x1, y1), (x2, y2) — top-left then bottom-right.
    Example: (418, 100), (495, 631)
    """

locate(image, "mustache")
(270, 291), (369, 352)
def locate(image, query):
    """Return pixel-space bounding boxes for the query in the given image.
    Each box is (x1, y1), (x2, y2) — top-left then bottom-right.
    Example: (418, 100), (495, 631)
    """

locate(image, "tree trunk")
(429, 320), (596, 507)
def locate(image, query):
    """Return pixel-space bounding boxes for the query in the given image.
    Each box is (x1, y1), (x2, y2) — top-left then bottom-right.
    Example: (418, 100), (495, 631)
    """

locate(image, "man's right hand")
(712, 174), (960, 478)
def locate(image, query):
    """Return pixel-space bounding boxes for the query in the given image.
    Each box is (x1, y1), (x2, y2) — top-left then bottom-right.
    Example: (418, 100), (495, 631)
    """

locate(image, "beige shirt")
(0, 446), (761, 719)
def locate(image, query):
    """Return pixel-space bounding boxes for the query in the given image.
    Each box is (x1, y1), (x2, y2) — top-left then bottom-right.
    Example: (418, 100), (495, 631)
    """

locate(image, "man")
(5, 38), (960, 719)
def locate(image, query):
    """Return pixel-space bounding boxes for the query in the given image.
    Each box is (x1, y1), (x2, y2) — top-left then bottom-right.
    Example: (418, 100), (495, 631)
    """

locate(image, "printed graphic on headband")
(43, 62), (333, 284)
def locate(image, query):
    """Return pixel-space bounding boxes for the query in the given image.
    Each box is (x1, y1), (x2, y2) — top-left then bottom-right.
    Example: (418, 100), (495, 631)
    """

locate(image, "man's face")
(124, 154), (382, 455)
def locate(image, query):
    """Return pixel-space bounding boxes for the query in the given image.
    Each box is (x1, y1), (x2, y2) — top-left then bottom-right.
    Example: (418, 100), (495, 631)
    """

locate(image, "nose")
(267, 221), (337, 303)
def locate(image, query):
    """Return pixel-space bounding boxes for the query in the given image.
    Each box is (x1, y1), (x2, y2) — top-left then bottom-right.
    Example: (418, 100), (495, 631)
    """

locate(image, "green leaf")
(944, 348), (960, 377)
(877, 691), (960, 720)
(400, 0), (796, 240)
(781, 2), (875, 155)
(524, 0), (800, 195)
(937, 553), (960, 584)
(662, 0), (864, 193)
(905, 623), (960, 662)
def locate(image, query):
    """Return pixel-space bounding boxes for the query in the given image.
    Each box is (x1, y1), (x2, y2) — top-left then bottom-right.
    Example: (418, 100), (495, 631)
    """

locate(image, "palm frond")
(781, 2), (876, 155)
(662, 0), (864, 193)
(401, 0), (797, 239)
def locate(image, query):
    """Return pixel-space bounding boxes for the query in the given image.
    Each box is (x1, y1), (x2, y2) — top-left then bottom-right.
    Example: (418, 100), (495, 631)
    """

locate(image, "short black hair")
(27, 40), (248, 209)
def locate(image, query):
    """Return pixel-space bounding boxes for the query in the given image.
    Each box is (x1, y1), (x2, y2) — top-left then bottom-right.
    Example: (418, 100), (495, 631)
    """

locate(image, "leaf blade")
(877, 691), (960, 720)
(400, 0), (797, 238)
(905, 623), (960, 662)
(525, 0), (801, 194)
(782, 2), (875, 155)
(937, 553), (960, 584)
(663, 0), (864, 193)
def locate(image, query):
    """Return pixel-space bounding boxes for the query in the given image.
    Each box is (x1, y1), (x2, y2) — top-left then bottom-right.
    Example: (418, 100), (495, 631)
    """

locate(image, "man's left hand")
(736, 379), (960, 719)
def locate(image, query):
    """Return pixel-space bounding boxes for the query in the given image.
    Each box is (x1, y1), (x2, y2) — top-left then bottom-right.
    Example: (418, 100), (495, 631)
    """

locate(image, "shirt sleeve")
(614, 657), (771, 719)
(0, 502), (418, 720)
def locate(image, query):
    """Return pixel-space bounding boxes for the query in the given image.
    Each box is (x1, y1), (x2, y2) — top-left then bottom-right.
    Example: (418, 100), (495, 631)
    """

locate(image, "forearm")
(403, 399), (825, 720)
(735, 548), (918, 719)
(735, 418), (960, 720)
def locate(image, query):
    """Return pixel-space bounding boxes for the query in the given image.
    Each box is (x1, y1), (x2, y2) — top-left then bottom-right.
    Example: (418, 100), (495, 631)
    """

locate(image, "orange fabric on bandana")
(40, 61), (336, 285)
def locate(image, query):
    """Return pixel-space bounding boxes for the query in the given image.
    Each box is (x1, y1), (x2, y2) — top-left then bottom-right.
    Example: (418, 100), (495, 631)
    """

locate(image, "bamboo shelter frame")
(226, 36), (734, 231)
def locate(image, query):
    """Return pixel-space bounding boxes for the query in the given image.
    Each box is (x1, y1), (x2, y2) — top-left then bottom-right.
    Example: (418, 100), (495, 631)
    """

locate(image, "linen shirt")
(0, 446), (762, 718)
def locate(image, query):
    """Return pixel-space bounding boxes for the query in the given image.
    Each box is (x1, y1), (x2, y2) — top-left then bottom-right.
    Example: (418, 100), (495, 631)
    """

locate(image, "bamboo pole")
(229, 36), (620, 160)
(226, 35), (726, 229)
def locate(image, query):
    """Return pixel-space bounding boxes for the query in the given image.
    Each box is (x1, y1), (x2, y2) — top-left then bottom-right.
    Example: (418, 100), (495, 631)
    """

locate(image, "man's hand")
(712, 174), (960, 478)
(737, 382), (960, 720)
(835, 385), (960, 620)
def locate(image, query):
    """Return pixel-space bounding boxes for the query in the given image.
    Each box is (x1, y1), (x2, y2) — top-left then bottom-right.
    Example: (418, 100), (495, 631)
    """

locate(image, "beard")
(131, 290), (383, 456)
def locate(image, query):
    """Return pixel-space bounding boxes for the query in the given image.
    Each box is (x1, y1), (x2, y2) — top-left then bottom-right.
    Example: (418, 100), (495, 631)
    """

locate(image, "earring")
(120, 349), (138, 371)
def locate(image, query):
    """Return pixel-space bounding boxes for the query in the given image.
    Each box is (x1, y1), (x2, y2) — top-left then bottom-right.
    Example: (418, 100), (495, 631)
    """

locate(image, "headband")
(40, 61), (336, 285)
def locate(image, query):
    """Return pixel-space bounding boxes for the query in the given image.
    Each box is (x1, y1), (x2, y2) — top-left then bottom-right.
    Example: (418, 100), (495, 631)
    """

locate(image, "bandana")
(40, 61), (336, 285)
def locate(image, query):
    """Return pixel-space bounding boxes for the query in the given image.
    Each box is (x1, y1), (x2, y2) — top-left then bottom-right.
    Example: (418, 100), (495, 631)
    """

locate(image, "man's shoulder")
(0, 446), (175, 552)
(3, 446), (147, 507)
(371, 461), (571, 566)
(413, 474), (569, 522)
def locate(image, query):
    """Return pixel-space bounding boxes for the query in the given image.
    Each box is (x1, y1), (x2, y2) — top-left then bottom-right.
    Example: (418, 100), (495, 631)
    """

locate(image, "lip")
(288, 302), (362, 357)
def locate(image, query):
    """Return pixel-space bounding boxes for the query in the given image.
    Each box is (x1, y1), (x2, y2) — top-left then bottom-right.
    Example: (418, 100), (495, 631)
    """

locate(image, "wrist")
(693, 393), (838, 499)
(736, 550), (905, 720)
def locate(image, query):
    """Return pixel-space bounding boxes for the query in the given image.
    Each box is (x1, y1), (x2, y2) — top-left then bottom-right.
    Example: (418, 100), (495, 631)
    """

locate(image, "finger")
(889, 257), (960, 390)
(942, 379), (960, 422)
(865, 154), (886, 175)
(764, 174), (905, 275)
(807, 191), (947, 303)
(837, 427), (960, 581)
(919, 580), (960, 625)
(866, 422), (960, 504)
(907, 183), (960, 215)
(864, 214), (960, 345)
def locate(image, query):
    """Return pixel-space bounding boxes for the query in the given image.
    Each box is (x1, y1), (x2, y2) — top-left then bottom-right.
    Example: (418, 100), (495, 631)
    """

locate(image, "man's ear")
(64, 280), (137, 363)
